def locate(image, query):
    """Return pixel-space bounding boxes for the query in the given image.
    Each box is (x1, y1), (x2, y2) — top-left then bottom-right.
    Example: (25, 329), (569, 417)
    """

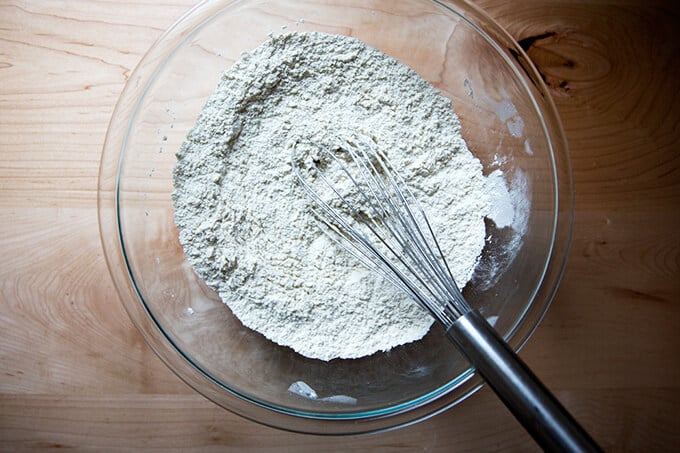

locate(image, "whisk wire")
(335, 136), (470, 321)
(291, 136), (470, 325)
(333, 140), (457, 310)
(367, 141), (470, 314)
(365, 144), (461, 301)
(349, 143), (463, 320)
(292, 148), (438, 316)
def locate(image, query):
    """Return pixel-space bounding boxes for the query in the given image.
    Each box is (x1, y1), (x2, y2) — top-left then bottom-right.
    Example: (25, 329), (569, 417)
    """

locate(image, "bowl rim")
(98, 0), (573, 435)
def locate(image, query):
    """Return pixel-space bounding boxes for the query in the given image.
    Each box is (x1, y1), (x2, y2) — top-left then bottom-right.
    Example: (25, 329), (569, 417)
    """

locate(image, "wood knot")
(516, 30), (609, 94)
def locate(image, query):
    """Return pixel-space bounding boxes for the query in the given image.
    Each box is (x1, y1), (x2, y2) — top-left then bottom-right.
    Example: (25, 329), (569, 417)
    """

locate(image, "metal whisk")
(291, 135), (600, 452)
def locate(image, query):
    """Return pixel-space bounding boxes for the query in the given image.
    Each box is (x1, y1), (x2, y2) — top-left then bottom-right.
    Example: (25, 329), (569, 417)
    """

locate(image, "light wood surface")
(1, 0), (679, 451)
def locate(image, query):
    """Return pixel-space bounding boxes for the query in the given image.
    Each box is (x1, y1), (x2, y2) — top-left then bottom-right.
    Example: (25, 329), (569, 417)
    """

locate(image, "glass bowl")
(98, 0), (572, 435)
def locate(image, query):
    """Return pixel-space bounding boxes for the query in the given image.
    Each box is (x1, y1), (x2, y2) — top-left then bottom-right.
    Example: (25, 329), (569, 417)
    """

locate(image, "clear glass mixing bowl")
(98, 0), (572, 434)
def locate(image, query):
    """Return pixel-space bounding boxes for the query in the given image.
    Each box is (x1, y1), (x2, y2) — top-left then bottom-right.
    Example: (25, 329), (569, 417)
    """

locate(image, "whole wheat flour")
(172, 32), (490, 361)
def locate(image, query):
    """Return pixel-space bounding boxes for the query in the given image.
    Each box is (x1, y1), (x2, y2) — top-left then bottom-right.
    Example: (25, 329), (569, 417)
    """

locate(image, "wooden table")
(1, 1), (678, 450)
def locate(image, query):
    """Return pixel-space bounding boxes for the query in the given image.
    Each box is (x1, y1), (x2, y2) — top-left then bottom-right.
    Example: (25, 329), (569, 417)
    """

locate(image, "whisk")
(291, 135), (600, 452)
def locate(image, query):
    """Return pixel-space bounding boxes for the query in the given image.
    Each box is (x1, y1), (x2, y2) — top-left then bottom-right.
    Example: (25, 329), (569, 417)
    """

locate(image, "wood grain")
(1, 0), (679, 451)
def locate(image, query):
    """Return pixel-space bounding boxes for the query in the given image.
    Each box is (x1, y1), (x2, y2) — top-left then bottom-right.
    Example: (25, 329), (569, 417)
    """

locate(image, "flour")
(486, 169), (514, 229)
(172, 32), (491, 361)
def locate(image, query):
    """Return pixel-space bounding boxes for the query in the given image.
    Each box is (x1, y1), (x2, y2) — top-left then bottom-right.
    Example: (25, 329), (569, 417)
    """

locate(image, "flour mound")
(172, 32), (489, 361)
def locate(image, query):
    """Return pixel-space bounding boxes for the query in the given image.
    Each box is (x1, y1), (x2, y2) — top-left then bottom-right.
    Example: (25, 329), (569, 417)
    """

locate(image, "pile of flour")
(172, 32), (490, 361)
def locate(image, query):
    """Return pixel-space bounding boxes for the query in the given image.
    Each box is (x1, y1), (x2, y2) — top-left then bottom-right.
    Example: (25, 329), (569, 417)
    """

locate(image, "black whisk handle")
(446, 310), (601, 453)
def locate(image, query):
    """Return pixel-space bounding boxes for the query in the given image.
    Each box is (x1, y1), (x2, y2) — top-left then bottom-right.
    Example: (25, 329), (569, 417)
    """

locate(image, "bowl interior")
(101, 0), (570, 433)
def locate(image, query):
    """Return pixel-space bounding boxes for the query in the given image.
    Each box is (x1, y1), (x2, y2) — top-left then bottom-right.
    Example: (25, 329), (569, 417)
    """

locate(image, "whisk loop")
(291, 135), (469, 328)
